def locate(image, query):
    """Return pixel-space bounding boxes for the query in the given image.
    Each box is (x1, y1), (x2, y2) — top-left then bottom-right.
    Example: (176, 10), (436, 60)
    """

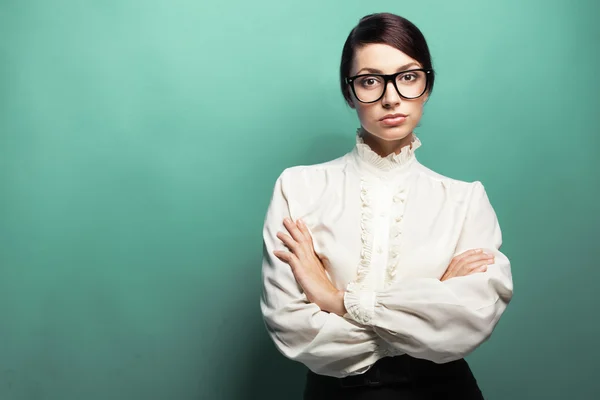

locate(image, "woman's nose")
(382, 81), (401, 107)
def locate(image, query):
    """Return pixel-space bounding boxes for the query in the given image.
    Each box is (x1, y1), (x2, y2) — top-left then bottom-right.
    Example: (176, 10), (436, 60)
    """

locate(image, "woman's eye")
(360, 77), (381, 87)
(398, 73), (419, 84)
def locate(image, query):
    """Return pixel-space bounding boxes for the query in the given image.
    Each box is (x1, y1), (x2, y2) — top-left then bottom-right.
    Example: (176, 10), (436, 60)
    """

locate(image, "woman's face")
(348, 43), (429, 143)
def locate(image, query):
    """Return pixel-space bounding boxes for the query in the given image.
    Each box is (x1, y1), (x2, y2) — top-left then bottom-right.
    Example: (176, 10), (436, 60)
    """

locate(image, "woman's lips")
(380, 115), (407, 126)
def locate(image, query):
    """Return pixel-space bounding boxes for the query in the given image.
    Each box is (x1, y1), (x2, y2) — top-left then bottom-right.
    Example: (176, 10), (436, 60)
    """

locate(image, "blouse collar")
(352, 127), (422, 173)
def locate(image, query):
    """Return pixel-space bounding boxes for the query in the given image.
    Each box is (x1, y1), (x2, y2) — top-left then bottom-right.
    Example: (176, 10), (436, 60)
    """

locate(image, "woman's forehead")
(352, 43), (420, 73)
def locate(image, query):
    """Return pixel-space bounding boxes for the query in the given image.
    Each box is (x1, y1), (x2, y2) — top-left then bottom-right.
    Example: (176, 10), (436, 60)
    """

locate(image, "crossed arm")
(259, 174), (513, 378)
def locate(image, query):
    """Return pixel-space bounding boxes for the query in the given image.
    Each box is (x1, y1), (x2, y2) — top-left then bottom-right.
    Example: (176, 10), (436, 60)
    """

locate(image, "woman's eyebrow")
(355, 62), (420, 75)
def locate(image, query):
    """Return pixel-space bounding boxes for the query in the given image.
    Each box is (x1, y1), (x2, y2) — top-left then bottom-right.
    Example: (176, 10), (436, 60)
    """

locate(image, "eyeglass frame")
(345, 68), (433, 103)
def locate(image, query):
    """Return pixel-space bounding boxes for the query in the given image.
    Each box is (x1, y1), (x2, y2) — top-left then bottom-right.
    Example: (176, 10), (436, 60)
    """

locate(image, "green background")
(1, 0), (598, 399)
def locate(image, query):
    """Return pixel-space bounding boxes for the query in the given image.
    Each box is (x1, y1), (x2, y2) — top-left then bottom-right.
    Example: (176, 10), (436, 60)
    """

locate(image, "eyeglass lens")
(353, 70), (427, 102)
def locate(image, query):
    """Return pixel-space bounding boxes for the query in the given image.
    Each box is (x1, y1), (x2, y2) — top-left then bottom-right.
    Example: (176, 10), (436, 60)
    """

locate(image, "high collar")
(351, 128), (421, 176)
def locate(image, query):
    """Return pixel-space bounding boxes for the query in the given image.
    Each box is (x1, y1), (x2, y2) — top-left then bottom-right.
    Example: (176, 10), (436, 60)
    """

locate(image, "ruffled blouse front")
(349, 130), (420, 319)
(259, 129), (514, 378)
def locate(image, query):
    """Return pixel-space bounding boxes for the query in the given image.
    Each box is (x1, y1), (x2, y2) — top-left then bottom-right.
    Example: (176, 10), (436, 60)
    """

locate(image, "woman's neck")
(359, 128), (415, 158)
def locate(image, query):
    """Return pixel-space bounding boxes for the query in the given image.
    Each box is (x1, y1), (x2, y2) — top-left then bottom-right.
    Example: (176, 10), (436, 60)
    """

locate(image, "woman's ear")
(346, 96), (356, 109)
(422, 91), (430, 105)
(345, 90), (356, 109)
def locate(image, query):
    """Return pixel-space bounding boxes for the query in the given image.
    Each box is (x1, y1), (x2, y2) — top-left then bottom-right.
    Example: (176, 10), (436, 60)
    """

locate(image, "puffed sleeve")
(343, 181), (514, 364)
(260, 169), (384, 378)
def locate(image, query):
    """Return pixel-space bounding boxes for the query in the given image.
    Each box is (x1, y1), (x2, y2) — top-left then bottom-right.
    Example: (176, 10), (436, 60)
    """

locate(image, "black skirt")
(303, 355), (485, 400)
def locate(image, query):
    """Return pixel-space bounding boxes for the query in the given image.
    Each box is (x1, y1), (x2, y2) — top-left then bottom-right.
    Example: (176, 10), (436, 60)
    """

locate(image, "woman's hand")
(273, 218), (346, 316)
(440, 249), (495, 281)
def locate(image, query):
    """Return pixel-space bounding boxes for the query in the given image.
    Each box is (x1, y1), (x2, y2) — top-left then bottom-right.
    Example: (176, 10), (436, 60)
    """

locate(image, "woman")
(259, 12), (513, 399)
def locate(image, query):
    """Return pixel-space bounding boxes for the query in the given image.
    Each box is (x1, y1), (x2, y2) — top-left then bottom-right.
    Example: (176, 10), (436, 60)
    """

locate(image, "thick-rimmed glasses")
(346, 68), (433, 103)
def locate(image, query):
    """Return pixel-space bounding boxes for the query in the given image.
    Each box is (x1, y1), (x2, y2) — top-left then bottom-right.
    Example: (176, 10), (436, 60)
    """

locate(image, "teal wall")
(1, 0), (598, 399)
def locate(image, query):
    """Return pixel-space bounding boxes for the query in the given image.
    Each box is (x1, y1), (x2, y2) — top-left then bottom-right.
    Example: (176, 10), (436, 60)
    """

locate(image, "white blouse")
(259, 130), (514, 378)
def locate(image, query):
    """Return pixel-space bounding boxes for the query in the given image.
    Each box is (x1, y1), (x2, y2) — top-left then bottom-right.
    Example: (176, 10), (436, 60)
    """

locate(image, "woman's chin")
(368, 129), (412, 142)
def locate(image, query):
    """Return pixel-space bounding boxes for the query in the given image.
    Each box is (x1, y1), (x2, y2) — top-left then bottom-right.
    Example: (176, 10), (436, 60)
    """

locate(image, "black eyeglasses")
(345, 68), (433, 103)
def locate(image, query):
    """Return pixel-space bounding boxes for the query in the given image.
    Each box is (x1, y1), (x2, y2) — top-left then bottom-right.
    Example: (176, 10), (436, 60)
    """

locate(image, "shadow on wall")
(202, 274), (306, 400)
(235, 311), (307, 399)
(303, 133), (355, 166)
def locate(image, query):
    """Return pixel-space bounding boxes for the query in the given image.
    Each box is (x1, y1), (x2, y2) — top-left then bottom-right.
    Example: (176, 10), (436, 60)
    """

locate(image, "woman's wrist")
(322, 290), (347, 316)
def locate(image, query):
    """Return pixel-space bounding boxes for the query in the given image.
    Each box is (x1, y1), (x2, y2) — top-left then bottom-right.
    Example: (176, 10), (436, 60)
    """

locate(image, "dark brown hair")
(340, 13), (435, 106)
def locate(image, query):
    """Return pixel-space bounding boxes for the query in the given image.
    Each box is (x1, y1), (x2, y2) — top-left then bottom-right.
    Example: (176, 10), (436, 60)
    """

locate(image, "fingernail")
(298, 218), (304, 226)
